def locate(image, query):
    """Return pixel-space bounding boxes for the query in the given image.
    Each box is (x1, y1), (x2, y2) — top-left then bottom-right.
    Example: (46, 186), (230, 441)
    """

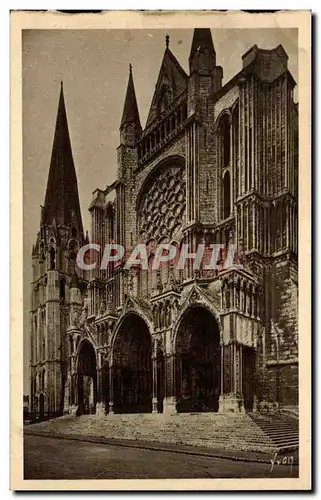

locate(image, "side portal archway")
(175, 306), (221, 413)
(112, 313), (152, 413)
(77, 340), (97, 415)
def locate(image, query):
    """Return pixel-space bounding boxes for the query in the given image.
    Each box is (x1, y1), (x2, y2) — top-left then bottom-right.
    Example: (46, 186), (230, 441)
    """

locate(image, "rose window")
(138, 160), (186, 243)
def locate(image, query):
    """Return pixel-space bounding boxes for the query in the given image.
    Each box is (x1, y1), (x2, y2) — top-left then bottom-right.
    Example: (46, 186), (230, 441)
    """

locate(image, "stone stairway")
(25, 411), (294, 454)
(249, 412), (299, 451)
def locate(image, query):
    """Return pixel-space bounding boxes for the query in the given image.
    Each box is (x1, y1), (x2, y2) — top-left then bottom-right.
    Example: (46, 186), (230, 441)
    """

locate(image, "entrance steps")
(248, 412), (299, 452)
(25, 411), (298, 454)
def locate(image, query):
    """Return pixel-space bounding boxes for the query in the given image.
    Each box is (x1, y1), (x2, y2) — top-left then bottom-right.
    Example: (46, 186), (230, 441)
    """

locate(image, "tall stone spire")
(120, 64), (141, 130)
(189, 28), (217, 75)
(190, 29), (215, 59)
(43, 82), (83, 235)
(117, 64), (142, 178)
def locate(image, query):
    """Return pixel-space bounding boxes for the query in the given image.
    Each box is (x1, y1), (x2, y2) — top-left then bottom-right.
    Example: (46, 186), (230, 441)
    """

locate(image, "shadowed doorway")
(175, 306), (221, 413)
(77, 340), (97, 415)
(112, 314), (152, 413)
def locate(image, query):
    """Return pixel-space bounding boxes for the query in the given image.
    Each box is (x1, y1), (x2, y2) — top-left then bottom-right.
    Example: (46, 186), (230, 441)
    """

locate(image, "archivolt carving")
(138, 160), (186, 243)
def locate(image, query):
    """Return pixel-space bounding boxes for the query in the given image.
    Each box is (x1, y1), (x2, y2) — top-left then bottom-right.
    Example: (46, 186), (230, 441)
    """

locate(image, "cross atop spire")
(42, 82), (83, 235)
(165, 34), (170, 49)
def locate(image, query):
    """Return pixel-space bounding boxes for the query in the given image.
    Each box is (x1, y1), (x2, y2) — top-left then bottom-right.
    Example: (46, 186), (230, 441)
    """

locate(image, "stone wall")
(270, 258), (298, 359)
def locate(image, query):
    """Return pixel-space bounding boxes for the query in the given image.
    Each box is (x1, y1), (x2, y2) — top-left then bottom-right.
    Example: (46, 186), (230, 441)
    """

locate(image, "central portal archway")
(175, 306), (221, 413)
(112, 314), (152, 414)
(77, 340), (97, 415)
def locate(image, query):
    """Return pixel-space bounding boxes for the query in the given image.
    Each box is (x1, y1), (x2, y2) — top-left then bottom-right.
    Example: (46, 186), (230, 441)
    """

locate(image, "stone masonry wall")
(270, 259), (298, 359)
(258, 257), (298, 406)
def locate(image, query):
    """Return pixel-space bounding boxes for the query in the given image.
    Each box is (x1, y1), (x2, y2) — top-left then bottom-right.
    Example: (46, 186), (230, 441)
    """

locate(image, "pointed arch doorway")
(175, 306), (221, 413)
(77, 340), (97, 415)
(112, 313), (152, 414)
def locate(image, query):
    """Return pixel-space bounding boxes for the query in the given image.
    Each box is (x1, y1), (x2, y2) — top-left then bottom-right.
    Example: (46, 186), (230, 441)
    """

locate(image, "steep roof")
(120, 64), (141, 129)
(189, 28), (216, 62)
(42, 82), (83, 235)
(144, 45), (188, 130)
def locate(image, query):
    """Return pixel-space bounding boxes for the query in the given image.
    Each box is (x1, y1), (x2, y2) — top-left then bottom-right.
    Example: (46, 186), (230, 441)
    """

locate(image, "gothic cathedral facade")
(30, 29), (298, 418)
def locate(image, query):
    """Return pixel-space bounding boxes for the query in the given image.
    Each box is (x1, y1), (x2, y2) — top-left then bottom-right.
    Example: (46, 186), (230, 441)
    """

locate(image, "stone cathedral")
(30, 29), (298, 419)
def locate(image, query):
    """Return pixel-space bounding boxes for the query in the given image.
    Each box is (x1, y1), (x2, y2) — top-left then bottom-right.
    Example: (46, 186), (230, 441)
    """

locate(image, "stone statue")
(80, 297), (89, 326)
(107, 290), (113, 305)
(166, 303), (171, 327)
(71, 309), (79, 327)
(99, 300), (105, 317)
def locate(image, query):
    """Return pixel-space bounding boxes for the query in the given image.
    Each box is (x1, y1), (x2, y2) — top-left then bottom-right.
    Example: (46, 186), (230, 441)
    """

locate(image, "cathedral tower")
(119, 63), (142, 148)
(30, 82), (86, 417)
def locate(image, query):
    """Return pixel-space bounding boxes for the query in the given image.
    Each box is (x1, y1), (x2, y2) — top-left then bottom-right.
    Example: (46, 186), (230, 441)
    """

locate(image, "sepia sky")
(22, 28), (298, 393)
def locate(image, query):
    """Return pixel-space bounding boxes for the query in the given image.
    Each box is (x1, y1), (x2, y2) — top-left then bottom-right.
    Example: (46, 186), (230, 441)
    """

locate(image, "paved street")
(24, 435), (298, 480)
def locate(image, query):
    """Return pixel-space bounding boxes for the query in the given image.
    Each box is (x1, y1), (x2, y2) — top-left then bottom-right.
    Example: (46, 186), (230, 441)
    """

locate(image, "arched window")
(49, 247), (56, 270)
(106, 204), (114, 242)
(148, 254), (157, 293)
(71, 227), (77, 238)
(270, 204), (277, 253)
(243, 205), (248, 251)
(223, 171), (231, 219)
(60, 278), (65, 300)
(41, 370), (45, 391)
(40, 241), (45, 262)
(220, 115), (231, 168)
(225, 283), (231, 310)
(232, 105), (239, 196)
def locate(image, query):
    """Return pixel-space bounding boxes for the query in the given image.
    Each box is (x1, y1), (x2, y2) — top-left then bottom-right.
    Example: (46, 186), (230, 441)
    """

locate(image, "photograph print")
(10, 10), (311, 490)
